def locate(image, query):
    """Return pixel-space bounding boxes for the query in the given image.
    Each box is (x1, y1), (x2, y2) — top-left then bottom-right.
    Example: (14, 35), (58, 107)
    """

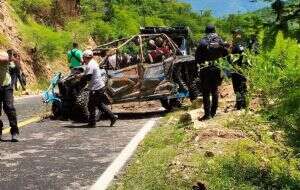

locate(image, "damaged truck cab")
(43, 28), (199, 122)
(93, 28), (198, 110)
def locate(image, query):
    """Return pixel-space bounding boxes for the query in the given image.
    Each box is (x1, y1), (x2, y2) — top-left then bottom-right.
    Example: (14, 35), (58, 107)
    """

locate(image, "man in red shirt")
(148, 39), (172, 63)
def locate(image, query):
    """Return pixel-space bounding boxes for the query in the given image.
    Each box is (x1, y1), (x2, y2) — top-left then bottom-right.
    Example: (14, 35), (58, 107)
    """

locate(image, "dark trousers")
(202, 86), (219, 117)
(232, 73), (247, 109)
(88, 89), (114, 125)
(200, 65), (223, 117)
(0, 86), (18, 135)
(10, 69), (26, 91)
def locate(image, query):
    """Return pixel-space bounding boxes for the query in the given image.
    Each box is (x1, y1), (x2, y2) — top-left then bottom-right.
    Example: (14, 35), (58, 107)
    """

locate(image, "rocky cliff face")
(57, 0), (80, 17)
(0, 0), (89, 86)
(0, 1), (37, 83)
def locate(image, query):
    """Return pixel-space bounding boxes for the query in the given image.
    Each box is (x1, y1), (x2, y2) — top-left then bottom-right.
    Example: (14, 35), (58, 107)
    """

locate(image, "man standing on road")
(82, 50), (118, 128)
(0, 50), (19, 142)
(67, 42), (83, 70)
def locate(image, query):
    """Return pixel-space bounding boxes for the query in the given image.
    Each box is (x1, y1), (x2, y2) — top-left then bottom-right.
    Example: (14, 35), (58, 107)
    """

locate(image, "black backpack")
(195, 33), (229, 63)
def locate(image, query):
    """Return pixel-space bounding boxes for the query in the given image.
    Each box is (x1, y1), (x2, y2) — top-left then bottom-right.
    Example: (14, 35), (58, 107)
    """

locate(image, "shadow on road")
(0, 139), (14, 142)
(114, 110), (166, 120)
(63, 124), (112, 129)
(61, 110), (165, 129)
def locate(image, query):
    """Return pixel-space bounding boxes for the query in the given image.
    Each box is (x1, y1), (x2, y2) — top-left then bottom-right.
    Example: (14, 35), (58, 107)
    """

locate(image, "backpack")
(195, 33), (229, 63)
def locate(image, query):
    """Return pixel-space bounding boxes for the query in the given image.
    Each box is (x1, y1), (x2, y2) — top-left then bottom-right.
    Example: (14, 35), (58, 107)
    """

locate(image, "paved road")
(2, 95), (46, 126)
(0, 96), (162, 190)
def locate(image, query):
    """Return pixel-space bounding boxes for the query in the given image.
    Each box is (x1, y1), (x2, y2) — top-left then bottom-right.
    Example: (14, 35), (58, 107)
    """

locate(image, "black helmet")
(205, 25), (216, 34)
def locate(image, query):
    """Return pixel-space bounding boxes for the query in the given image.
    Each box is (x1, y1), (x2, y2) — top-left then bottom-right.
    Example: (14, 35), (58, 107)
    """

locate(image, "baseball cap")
(83, 49), (93, 58)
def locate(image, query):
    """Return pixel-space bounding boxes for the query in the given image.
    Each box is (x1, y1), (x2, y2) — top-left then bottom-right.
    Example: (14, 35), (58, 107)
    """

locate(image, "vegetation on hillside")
(0, 33), (9, 47)
(111, 110), (300, 189)
(248, 32), (300, 132)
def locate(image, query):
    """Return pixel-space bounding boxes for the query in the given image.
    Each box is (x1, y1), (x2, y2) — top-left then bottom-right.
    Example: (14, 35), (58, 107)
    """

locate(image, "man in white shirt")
(82, 50), (118, 128)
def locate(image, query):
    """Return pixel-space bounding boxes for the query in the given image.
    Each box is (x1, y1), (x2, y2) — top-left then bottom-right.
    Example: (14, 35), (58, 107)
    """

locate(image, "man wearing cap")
(0, 50), (19, 142)
(81, 50), (118, 128)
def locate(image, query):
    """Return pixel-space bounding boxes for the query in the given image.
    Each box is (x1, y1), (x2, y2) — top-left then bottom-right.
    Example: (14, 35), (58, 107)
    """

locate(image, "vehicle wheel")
(69, 89), (89, 122)
(52, 100), (62, 119)
(160, 98), (182, 112)
(96, 109), (103, 121)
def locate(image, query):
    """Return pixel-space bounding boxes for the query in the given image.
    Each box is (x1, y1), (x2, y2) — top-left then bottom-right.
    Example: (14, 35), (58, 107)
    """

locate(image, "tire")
(52, 100), (62, 119)
(188, 79), (201, 101)
(160, 98), (182, 112)
(96, 109), (103, 121)
(69, 89), (89, 122)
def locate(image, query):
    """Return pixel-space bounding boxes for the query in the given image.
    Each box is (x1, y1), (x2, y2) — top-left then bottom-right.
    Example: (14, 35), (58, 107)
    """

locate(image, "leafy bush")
(21, 21), (72, 60)
(10, 0), (52, 21)
(209, 140), (300, 189)
(64, 20), (92, 45)
(90, 21), (116, 44)
(248, 31), (300, 134)
(0, 33), (9, 47)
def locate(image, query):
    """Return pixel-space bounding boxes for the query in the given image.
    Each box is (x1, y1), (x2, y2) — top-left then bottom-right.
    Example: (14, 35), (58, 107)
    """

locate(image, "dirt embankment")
(0, 0), (95, 87)
(0, 1), (40, 83)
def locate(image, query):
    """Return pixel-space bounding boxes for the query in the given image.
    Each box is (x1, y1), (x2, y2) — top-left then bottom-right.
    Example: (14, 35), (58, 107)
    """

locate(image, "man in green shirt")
(0, 49), (19, 142)
(67, 42), (83, 69)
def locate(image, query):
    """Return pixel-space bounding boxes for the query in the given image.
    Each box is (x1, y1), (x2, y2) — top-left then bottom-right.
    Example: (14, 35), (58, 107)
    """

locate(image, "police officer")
(81, 50), (118, 128)
(229, 29), (250, 110)
(196, 25), (226, 121)
(0, 50), (19, 142)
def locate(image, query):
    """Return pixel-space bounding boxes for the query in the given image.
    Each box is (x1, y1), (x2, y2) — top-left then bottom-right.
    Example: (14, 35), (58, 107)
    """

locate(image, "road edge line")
(90, 118), (159, 190)
(2, 116), (44, 135)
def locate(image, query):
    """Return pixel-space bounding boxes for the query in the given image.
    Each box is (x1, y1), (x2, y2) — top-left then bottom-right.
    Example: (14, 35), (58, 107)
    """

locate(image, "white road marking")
(90, 118), (159, 190)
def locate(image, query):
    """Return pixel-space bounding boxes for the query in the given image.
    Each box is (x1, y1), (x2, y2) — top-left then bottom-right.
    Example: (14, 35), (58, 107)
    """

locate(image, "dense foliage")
(248, 32), (300, 143)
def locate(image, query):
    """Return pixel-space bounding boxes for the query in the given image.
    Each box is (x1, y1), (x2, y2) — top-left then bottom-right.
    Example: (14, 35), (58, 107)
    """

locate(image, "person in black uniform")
(228, 29), (250, 110)
(195, 25), (228, 121)
(0, 50), (19, 142)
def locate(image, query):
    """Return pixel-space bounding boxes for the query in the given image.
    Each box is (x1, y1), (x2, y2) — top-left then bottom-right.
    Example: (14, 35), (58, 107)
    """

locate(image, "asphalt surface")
(2, 95), (46, 126)
(0, 96), (162, 190)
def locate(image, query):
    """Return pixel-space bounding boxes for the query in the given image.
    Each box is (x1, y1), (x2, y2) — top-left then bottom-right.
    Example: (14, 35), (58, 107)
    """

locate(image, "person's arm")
(148, 53), (154, 63)
(13, 54), (22, 70)
(79, 63), (93, 82)
(76, 50), (84, 64)
(227, 54), (233, 65)
(67, 51), (72, 63)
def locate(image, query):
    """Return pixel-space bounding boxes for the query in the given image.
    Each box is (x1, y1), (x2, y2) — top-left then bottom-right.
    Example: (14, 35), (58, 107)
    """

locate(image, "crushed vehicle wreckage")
(43, 29), (199, 122)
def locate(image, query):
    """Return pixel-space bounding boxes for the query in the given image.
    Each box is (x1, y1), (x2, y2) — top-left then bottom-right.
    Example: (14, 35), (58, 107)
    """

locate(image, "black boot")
(11, 134), (19, 142)
(198, 115), (211, 121)
(0, 120), (3, 141)
(88, 122), (96, 128)
(110, 115), (118, 127)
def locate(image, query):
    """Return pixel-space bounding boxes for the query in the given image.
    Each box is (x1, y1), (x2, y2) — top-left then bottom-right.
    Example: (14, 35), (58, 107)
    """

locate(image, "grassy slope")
(110, 105), (300, 189)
